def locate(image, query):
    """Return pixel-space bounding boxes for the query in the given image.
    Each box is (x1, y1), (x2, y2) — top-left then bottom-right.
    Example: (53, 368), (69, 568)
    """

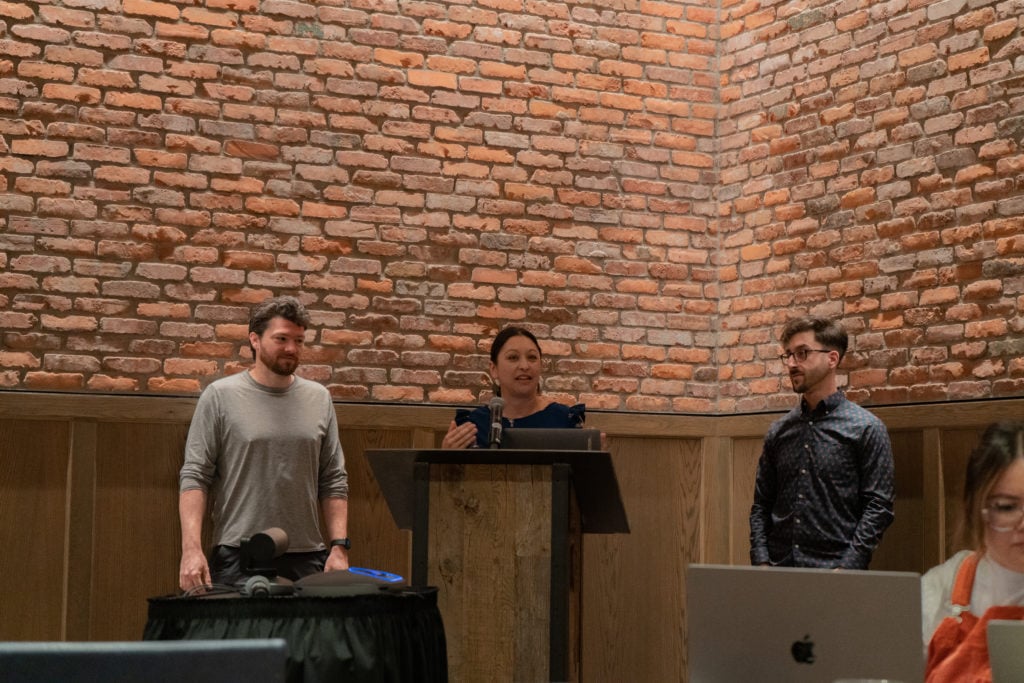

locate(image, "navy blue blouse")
(455, 402), (586, 449)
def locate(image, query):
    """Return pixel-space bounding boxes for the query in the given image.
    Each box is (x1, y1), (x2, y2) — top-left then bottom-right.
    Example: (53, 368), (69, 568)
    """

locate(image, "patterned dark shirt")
(749, 390), (895, 569)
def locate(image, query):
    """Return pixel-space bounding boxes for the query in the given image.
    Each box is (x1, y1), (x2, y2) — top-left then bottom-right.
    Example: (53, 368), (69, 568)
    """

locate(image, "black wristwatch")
(330, 538), (351, 550)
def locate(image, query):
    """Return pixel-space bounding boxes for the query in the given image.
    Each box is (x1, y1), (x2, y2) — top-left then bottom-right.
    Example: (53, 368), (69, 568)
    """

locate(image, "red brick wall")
(0, 0), (1021, 413)
(714, 0), (1024, 411)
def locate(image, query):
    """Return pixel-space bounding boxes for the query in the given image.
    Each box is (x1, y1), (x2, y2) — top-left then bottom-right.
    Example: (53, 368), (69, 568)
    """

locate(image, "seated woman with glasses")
(922, 421), (1024, 682)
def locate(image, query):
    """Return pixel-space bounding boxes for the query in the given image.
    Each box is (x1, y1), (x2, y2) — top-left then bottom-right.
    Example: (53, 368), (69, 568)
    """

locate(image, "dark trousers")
(209, 545), (329, 586)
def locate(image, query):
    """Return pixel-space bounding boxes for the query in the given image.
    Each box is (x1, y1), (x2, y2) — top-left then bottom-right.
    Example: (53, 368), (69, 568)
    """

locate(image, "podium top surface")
(365, 448), (630, 534)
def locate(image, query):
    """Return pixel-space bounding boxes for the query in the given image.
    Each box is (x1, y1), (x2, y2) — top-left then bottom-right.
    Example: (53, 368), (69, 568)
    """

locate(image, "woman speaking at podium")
(441, 326), (585, 450)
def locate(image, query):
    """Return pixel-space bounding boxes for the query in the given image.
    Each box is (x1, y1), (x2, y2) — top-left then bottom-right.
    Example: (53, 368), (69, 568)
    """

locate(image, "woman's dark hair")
(489, 326), (542, 396)
(780, 316), (849, 361)
(489, 326), (541, 363)
(961, 421), (1024, 551)
(247, 296), (310, 355)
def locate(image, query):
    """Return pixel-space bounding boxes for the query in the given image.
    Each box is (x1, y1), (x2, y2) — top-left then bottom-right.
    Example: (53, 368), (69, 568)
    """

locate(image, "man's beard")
(262, 350), (298, 376)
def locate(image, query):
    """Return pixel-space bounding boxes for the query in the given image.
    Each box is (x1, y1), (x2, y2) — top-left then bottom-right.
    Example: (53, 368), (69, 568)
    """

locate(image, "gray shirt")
(179, 371), (348, 552)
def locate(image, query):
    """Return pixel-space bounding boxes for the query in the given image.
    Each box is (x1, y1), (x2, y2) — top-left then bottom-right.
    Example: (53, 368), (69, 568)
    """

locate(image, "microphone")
(488, 397), (504, 449)
(240, 527), (289, 570)
(247, 527), (289, 560)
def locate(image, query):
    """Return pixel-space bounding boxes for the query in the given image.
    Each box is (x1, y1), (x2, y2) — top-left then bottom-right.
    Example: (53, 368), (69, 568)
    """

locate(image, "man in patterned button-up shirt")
(749, 316), (895, 569)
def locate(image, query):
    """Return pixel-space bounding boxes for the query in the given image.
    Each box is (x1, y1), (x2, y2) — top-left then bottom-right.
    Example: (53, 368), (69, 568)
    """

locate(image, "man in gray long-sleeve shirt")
(178, 296), (350, 591)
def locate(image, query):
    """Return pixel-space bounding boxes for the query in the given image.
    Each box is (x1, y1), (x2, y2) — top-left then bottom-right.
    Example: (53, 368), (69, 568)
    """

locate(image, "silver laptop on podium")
(687, 564), (924, 683)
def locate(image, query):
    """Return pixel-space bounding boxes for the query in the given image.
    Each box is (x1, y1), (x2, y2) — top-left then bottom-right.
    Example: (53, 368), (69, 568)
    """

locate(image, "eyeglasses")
(778, 348), (832, 364)
(982, 500), (1024, 532)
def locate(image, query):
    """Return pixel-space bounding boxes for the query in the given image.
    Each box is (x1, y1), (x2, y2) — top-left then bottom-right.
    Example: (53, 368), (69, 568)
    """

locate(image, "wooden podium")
(366, 448), (629, 683)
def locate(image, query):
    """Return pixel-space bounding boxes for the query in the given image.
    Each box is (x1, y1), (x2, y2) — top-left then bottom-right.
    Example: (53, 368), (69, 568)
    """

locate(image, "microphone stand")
(488, 397), (504, 449)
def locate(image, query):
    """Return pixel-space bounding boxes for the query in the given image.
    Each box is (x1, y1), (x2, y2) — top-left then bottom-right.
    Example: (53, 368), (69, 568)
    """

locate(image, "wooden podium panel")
(428, 463), (581, 682)
(366, 449), (626, 683)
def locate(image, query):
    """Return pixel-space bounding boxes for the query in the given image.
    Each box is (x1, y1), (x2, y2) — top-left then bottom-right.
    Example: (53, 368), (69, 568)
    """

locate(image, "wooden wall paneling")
(581, 437), (701, 683)
(64, 419), (97, 640)
(337, 403), (453, 433)
(698, 436), (732, 564)
(728, 438), (763, 566)
(0, 393), (198, 424)
(3, 390), (1023, 656)
(588, 412), (717, 440)
(921, 428), (944, 571)
(91, 422), (188, 640)
(870, 430), (924, 572)
(873, 400), (1024, 431)
(0, 418), (70, 641)
(939, 428), (987, 558)
(710, 413), (779, 439)
(338, 426), (415, 580)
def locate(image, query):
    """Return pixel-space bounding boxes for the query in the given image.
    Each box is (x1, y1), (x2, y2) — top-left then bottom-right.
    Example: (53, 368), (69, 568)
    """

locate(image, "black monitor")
(0, 639), (288, 683)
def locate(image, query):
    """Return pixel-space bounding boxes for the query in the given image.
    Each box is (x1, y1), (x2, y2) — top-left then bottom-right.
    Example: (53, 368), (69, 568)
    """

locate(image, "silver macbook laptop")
(988, 619), (1024, 683)
(687, 564), (924, 683)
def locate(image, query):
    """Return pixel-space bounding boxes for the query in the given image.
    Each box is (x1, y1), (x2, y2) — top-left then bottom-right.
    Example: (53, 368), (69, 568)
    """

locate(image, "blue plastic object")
(348, 567), (404, 583)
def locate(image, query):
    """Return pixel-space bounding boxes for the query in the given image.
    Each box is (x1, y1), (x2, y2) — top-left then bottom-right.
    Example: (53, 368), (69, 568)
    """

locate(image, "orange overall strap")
(926, 552), (1024, 683)
(951, 552), (980, 610)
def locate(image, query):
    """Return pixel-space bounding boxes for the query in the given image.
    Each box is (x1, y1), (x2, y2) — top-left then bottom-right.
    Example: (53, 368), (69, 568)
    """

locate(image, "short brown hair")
(780, 316), (848, 361)
(248, 296), (310, 354)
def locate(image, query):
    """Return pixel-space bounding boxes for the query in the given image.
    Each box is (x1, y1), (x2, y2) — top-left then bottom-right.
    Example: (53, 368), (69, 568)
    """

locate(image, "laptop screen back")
(500, 427), (601, 451)
(989, 619), (1024, 683)
(686, 564), (924, 683)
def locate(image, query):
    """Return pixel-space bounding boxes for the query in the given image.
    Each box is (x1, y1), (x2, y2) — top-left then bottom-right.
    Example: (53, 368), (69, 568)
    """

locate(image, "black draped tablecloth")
(143, 587), (447, 683)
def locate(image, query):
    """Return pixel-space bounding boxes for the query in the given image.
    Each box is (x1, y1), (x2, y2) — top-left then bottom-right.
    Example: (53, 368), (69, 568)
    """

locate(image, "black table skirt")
(143, 587), (447, 683)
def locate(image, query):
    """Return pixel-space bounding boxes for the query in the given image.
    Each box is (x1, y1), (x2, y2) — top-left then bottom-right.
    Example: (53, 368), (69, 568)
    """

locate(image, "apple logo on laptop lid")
(791, 634), (816, 665)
